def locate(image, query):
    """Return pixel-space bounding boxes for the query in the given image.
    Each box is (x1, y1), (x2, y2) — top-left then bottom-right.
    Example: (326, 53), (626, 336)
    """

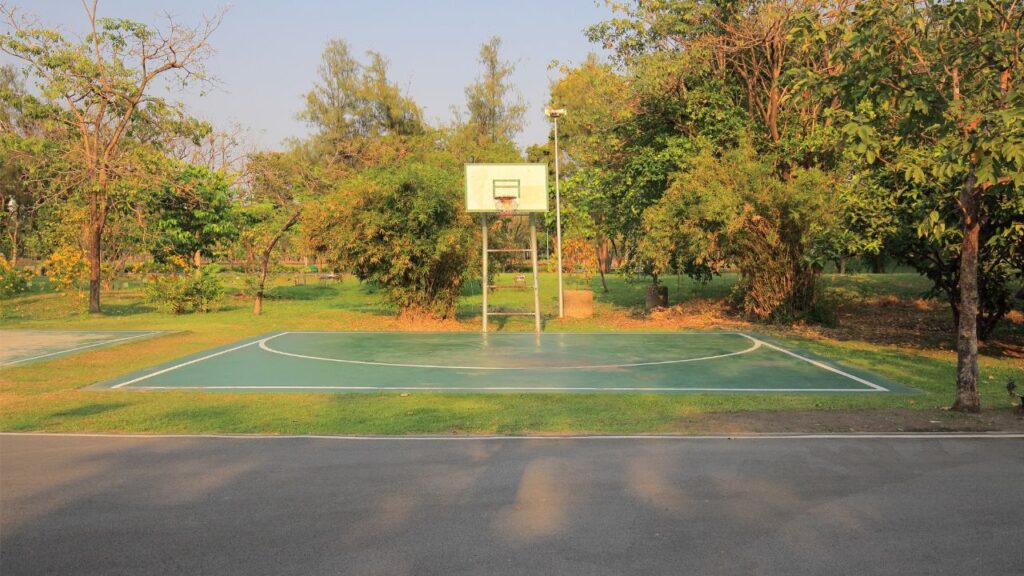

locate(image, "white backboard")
(465, 163), (549, 213)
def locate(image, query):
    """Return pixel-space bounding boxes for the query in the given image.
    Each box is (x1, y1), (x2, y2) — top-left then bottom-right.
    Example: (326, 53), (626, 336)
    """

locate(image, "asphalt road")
(1, 434), (1021, 575)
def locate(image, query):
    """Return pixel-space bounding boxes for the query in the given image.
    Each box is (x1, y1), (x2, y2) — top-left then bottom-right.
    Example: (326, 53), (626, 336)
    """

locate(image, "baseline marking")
(127, 385), (883, 393)
(4, 432), (1021, 440)
(744, 335), (888, 391)
(257, 332), (761, 370)
(278, 330), (747, 335)
(110, 339), (264, 389)
(1, 331), (161, 367)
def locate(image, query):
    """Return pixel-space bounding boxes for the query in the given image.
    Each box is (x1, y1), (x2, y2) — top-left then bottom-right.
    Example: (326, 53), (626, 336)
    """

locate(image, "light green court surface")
(96, 332), (915, 393)
(0, 330), (165, 367)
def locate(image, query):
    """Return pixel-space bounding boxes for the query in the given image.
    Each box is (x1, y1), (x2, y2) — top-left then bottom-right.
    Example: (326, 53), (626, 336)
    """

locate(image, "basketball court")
(95, 331), (912, 393)
(0, 330), (166, 367)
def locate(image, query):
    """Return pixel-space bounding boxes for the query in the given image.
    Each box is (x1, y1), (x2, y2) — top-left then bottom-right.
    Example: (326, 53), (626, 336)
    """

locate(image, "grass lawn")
(1, 271), (1022, 435)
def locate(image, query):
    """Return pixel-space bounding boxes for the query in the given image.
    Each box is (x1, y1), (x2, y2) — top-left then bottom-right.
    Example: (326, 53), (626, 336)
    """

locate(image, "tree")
(0, 63), (81, 267)
(149, 164), (237, 269)
(566, 13), (756, 281)
(834, 0), (1024, 411)
(238, 151), (323, 315)
(587, 1), (823, 148)
(299, 39), (423, 165)
(1, 1), (222, 312)
(546, 55), (632, 289)
(641, 143), (838, 319)
(464, 36), (526, 147)
(331, 157), (474, 319)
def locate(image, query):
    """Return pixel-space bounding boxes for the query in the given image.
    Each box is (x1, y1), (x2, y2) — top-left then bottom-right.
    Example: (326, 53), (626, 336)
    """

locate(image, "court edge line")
(744, 334), (889, 392)
(278, 330), (747, 335)
(104, 331), (889, 392)
(109, 338), (270, 388)
(130, 385), (883, 392)
(259, 331), (761, 370)
(3, 432), (1021, 440)
(1, 331), (162, 367)
(0, 329), (157, 334)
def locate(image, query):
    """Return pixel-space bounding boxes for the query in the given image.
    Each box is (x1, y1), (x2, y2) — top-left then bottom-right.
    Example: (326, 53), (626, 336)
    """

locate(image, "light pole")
(544, 106), (566, 318)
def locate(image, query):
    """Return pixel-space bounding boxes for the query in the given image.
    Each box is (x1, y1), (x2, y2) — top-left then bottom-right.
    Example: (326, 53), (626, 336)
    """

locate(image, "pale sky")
(6, 0), (613, 151)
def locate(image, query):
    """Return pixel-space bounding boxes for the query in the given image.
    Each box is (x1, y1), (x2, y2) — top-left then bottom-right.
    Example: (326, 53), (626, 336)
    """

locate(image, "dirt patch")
(564, 289), (594, 319)
(596, 298), (751, 331)
(670, 408), (1024, 434)
(800, 296), (954, 348)
(787, 295), (1024, 359)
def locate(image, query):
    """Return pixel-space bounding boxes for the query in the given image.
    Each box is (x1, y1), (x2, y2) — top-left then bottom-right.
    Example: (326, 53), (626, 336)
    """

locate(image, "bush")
(0, 255), (31, 299)
(330, 159), (475, 319)
(641, 144), (838, 321)
(45, 245), (87, 295)
(144, 266), (224, 314)
(561, 236), (598, 289)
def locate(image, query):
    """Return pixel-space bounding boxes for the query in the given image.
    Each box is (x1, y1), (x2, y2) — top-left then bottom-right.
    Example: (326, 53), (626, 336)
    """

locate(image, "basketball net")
(495, 196), (519, 219)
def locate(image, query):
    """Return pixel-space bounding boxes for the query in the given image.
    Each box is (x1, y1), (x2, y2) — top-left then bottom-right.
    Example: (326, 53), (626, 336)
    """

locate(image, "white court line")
(1, 332), (161, 367)
(129, 385), (883, 393)
(279, 330), (746, 335)
(744, 335), (889, 391)
(110, 338), (267, 388)
(3, 432), (1021, 440)
(107, 331), (890, 393)
(258, 332), (761, 370)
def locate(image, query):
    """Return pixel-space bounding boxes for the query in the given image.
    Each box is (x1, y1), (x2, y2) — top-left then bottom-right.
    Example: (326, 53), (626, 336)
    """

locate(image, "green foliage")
(332, 158), (474, 319)
(833, 0), (1024, 338)
(641, 144), (838, 321)
(143, 266), (224, 314)
(464, 36), (526, 146)
(554, 19), (754, 277)
(299, 39), (423, 161)
(2, 4), (221, 313)
(149, 164), (238, 267)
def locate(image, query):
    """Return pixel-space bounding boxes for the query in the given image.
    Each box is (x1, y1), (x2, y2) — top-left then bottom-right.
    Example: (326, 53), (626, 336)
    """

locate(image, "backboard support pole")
(481, 214), (488, 333)
(530, 213), (542, 333)
(480, 213), (541, 334)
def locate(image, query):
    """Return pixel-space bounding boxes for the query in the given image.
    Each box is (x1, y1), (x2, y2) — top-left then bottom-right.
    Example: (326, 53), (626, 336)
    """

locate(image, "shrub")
(331, 159), (474, 319)
(641, 144), (838, 321)
(45, 245), (87, 295)
(561, 236), (598, 289)
(0, 254), (32, 299)
(144, 266), (224, 314)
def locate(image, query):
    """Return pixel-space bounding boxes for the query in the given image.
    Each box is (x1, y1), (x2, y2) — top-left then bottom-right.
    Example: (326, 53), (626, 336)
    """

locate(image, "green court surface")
(0, 330), (165, 368)
(96, 331), (914, 393)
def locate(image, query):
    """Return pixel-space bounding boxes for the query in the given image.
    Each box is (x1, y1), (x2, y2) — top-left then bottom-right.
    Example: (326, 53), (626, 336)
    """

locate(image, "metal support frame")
(553, 116), (564, 318)
(481, 213), (542, 333)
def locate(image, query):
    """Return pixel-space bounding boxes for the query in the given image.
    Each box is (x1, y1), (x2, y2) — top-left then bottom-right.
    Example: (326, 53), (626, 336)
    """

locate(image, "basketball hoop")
(495, 195), (519, 219)
(465, 164), (548, 333)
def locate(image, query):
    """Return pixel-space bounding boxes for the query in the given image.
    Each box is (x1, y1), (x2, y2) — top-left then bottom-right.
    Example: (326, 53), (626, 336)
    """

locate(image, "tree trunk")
(87, 223), (102, 314)
(253, 256), (269, 316)
(866, 252), (886, 273)
(951, 173), (980, 412)
(595, 240), (609, 293)
(9, 224), (17, 267)
(251, 209), (301, 316)
(194, 250), (202, 268)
